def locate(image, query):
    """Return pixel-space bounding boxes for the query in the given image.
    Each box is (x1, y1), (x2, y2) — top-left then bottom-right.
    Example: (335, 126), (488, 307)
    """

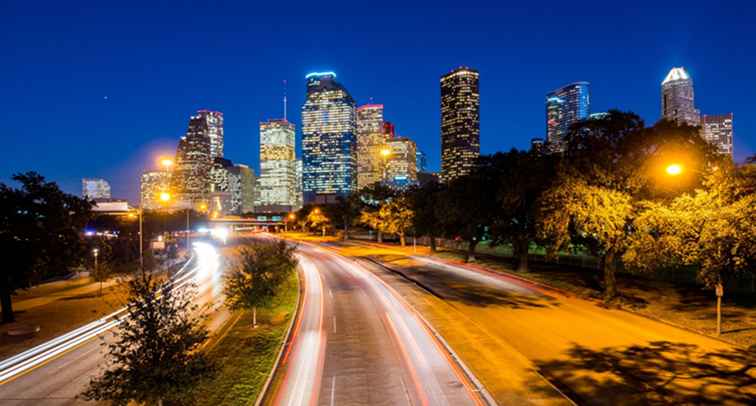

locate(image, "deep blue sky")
(2, 1), (754, 202)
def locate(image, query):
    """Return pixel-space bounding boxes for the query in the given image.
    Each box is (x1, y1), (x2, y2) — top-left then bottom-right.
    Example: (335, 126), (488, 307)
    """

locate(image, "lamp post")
(92, 248), (101, 296)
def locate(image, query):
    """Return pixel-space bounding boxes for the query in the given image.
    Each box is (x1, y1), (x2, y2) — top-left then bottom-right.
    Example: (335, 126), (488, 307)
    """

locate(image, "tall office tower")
(701, 113), (734, 157)
(356, 104), (388, 189)
(301, 72), (357, 204)
(209, 157), (240, 215)
(295, 159), (303, 209)
(81, 178), (111, 200)
(415, 149), (427, 173)
(140, 171), (170, 210)
(257, 119), (297, 210)
(440, 67), (480, 182)
(172, 110), (221, 208)
(386, 137), (418, 188)
(231, 164), (255, 214)
(545, 81), (590, 152)
(193, 109), (224, 159)
(661, 67), (700, 126)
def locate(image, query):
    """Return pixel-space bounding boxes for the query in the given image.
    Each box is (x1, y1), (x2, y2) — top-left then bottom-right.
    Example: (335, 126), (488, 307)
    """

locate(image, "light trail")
(274, 255), (326, 406)
(0, 242), (220, 384)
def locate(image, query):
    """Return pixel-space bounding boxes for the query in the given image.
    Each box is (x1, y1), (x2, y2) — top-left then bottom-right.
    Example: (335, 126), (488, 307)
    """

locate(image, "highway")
(331, 240), (756, 405)
(0, 241), (228, 405)
(270, 242), (486, 406)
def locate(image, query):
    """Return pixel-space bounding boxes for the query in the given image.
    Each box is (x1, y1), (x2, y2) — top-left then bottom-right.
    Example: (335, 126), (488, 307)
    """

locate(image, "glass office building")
(257, 119), (298, 209)
(356, 104), (388, 189)
(702, 113), (734, 157)
(661, 67), (700, 127)
(440, 67), (480, 182)
(301, 72), (357, 203)
(545, 82), (590, 152)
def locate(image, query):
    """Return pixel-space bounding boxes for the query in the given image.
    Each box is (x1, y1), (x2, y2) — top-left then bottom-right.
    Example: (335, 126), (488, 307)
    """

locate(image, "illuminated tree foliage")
(224, 241), (297, 327)
(378, 197), (414, 246)
(82, 273), (214, 406)
(626, 162), (756, 331)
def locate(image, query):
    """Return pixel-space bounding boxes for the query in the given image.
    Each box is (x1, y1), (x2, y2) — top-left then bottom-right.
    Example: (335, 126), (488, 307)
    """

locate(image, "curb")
(254, 267), (303, 406)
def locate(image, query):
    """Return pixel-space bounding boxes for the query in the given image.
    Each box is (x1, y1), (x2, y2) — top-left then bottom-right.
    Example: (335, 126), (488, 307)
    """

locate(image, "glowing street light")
(666, 163), (683, 176)
(160, 158), (174, 169)
(159, 191), (171, 202)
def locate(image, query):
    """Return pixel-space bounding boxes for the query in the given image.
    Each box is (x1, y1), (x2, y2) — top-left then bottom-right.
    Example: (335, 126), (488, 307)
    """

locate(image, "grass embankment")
(195, 272), (299, 406)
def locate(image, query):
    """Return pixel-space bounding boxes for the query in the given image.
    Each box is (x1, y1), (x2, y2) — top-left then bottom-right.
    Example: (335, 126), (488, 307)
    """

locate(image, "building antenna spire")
(283, 79), (288, 121)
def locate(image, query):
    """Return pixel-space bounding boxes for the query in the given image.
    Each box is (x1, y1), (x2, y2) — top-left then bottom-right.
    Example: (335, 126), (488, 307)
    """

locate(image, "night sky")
(2, 1), (754, 202)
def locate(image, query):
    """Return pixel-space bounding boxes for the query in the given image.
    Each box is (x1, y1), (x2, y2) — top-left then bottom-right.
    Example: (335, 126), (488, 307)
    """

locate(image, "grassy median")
(195, 272), (299, 406)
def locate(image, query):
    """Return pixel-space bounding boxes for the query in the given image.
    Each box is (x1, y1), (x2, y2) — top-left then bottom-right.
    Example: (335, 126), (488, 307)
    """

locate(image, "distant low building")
(530, 137), (545, 154)
(82, 178), (111, 200)
(91, 199), (131, 214)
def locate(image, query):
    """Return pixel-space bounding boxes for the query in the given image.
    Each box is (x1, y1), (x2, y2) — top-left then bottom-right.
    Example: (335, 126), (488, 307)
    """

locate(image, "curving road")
(0, 242), (228, 405)
(270, 242), (485, 406)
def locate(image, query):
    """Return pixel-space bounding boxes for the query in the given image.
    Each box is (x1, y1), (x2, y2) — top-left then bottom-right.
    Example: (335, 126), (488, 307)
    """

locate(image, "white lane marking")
(330, 375), (336, 406)
(332, 316), (337, 333)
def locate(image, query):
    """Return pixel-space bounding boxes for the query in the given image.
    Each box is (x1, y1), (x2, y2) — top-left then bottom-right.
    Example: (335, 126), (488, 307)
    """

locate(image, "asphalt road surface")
(270, 242), (485, 406)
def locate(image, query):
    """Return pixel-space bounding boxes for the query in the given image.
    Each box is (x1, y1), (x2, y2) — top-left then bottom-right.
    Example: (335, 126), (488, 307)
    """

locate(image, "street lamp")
(666, 163), (683, 176)
(380, 147), (391, 182)
(160, 158), (174, 169)
(92, 248), (101, 296)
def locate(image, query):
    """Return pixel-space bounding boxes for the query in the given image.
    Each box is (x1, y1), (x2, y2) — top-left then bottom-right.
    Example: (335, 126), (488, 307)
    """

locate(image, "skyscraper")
(545, 81), (590, 152)
(701, 113), (734, 157)
(356, 104), (388, 189)
(440, 67), (479, 182)
(386, 136), (418, 188)
(209, 157), (236, 215)
(81, 178), (111, 200)
(231, 164), (255, 214)
(301, 72), (357, 203)
(257, 119), (298, 210)
(140, 171), (170, 210)
(415, 149), (427, 173)
(661, 67), (700, 126)
(172, 110), (222, 208)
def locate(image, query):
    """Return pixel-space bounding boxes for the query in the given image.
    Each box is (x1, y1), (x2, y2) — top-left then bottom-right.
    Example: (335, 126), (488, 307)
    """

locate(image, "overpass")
(208, 214), (288, 231)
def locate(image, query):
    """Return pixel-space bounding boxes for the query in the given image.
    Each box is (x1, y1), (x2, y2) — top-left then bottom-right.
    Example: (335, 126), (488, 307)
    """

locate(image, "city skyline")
(2, 3), (755, 201)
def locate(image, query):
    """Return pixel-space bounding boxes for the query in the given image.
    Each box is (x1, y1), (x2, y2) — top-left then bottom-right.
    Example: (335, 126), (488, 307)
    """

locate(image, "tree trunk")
(343, 222), (349, 241)
(0, 280), (14, 324)
(158, 399), (163, 406)
(603, 250), (618, 302)
(466, 239), (478, 263)
(400, 233), (406, 246)
(253, 306), (257, 328)
(516, 238), (529, 272)
(429, 235), (437, 252)
(377, 231), (383, 243)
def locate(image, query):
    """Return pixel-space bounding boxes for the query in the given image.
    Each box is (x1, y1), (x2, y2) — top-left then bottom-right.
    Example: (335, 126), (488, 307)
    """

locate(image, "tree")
(436, 157), (500, 262)
(82, 272), (214, 406)
(224, 241), (297, 327)
(539, 178), (634, 300)
(324, 194), (361, 240)
(489, 149), (557, 271)
(359, 209), (386, 242)
(306, 208), (330, 237)
(625, 162), (756, 334)
(408, 180), (444, 251)
(378, 197), (414, 246)
(0, 172), (92, 323)
(538, 111), (717, 301)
